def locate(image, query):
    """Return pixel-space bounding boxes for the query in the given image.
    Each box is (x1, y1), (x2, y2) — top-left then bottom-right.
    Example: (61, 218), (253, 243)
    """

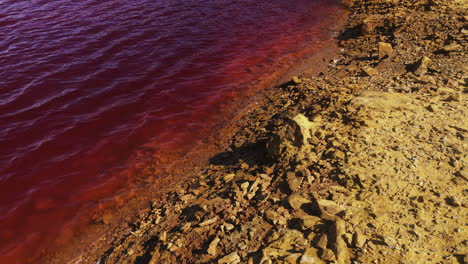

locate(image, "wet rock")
(413, 56), (432, 75)
(299, 247), (325, 264)
(288, 193), (310, 210)
(378, 42), (393, 60)
(207, 237), (220, 256)
(218, 252), (240, 264)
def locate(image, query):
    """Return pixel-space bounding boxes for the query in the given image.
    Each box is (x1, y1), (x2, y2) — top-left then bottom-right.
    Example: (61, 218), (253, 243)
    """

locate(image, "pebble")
(207, 237), (220, 256)
(378, 42), (393, 60)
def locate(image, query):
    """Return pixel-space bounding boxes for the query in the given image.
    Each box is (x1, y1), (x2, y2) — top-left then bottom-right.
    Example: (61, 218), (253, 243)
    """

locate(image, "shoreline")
(45, 0), (467, 262)
(31, 2), (350, 264)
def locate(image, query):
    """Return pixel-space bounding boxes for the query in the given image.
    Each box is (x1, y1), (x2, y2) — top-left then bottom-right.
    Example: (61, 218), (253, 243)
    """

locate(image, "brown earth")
(63, 0), (467, 263)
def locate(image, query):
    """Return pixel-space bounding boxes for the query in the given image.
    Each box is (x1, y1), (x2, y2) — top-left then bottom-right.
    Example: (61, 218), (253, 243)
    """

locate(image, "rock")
(288, 193), (310, 210)
(285, 253), (302, 264)
(362, 15), (383, 34)
(299, 247), (325, 264)
(353, 230), (367, 248)
(446, 196), (461, 207)
(333, 236), (349, 264)
(315, 199), (343, 216)
(439, 43), (462, 52)
(364, 67), (378, 76)
(266, 114), (315, 157)
(444, 94), (461, 102)
(292, 76), (302, 84)
(378, 42), (393, 60)
(102, 213), (114, 225)
(265, 209), (286, 225)
(218, 252), (240, 264)
(199, 217), (218, 226)
(413, 56), (432, 75)
(267, 229), (308, 252)
(290, 114), (314, 147)
(455, 170), (468, 181)
(427, 104), (439, 112)
(207, 237), (220, 256)
(301, 215), (322, 230)
(320, 248), (336, 262)
(315, 233), (328, 249)
(334, 219), (347, 236)
(223, 174), (236, 182)
(287, 172), (303, 192)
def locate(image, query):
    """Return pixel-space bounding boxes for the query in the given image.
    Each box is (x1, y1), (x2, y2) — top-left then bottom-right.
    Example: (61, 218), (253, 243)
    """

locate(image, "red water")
(0, 0), (343, 262)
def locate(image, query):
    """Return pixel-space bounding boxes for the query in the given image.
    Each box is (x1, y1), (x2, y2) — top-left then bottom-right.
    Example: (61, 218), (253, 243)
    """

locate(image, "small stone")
(320, 248), (336, 262)
(102, 213), (114, 225)
(364, 67), (378, 76)
(224, 174), (235, 182)
(455, 170), (468, 181)
(292, 76), (302, 84)
(378, 42), (393, 60)
(413, 56), (431, 75)
(218, 252), (240, 264)
(289, 193), (310, 210)
(287, 173), (303, 192)
(440, 43), (462, 52)
(199, 217), (218, 226)
(299, 247), (325, 264)
(427, 104), (439, 112)
(446, 196), (461, 207)
(444, 94), (460, 102)
(207, 237), (220, 256)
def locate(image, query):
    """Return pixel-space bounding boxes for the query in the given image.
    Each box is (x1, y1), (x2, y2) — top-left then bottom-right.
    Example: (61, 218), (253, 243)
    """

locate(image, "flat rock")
(218, 252), (240, 264)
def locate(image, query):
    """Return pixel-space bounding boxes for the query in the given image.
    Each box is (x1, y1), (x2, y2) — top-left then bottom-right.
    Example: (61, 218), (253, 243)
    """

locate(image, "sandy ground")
(56, 0), (467, 263)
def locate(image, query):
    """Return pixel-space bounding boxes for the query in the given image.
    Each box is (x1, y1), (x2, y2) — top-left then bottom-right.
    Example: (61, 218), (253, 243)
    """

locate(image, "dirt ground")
(59, 0), (467, 263)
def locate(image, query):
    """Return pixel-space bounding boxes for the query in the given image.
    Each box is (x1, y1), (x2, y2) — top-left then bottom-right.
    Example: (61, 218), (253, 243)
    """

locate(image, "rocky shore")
(71, 0), (467, 263)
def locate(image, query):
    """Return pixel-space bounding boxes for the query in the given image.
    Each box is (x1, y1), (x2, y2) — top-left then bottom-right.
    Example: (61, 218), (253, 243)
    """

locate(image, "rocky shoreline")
(69, 0), (467, 263)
